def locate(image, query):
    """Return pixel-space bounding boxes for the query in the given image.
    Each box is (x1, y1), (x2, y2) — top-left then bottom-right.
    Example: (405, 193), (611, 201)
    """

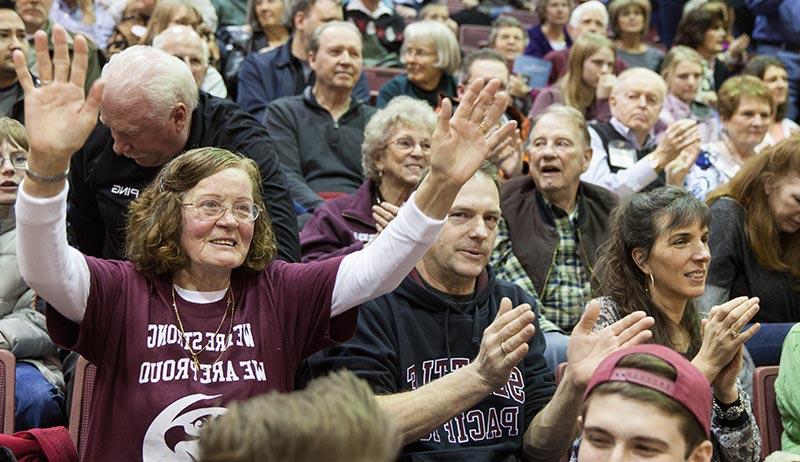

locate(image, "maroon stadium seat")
(753, 366), (782, 459)
(0, 351), (15, 434)
(69, 356), (97, 460)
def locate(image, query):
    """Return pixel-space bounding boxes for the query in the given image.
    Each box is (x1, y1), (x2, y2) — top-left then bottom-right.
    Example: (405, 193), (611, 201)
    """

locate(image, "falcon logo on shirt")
(142, 393), (227, 461)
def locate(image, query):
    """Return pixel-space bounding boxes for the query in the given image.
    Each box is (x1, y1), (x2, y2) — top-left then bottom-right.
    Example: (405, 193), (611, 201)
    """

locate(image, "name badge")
(608, 140), (637, 169)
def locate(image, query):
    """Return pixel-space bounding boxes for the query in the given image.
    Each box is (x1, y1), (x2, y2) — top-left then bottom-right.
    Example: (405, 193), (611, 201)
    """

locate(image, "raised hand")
(413, 78), (516, 219)
(692, 296), (760, 383)
(472, 297), (536, 390)
(13, 25), (104, 177)
(429, 78), (516, 187)
(564, 300), (654, 390)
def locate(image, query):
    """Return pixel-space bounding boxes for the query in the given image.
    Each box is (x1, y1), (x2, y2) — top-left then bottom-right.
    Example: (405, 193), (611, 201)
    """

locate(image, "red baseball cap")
(583, 344), (712, 438)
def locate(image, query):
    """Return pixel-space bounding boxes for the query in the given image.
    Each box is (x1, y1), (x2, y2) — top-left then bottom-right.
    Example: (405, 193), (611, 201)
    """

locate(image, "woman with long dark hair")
(590, 186), (761, 462)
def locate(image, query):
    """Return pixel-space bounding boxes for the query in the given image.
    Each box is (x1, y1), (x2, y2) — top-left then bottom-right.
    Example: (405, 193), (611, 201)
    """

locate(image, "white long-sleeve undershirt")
(15, 183), (445, 324)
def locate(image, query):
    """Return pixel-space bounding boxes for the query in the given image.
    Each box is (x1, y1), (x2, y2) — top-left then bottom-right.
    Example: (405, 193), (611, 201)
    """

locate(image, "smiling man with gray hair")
(263, 21), (376, 214)
(67, 44), (300, 263)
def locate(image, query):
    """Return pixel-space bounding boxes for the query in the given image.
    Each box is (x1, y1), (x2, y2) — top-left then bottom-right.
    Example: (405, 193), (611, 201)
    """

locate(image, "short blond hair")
(199, 371), (401, 462)
(402, 20), (461, 74)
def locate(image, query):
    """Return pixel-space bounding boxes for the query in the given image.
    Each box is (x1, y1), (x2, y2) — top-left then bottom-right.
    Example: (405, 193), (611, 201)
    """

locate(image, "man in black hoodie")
(303, 162), (655, 461)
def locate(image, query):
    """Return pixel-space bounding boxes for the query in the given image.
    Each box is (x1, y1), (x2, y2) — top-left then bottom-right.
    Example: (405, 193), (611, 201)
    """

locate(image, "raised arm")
(330, 79), (517, 314)
(14, 26), (104, 324)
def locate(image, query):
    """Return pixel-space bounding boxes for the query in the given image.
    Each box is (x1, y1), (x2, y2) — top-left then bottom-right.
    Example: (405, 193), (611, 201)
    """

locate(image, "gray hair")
(529, 104), (591, 149)
(307, 20), (361, 54)
(612, 67), (668, 100)
(102, 45), (199, 121)
(459, 49), (506, 86)
(401, 20), (461, 74)
(362, 96), (437, 182)
(569, 0), (609, 29)
(152, 25), (210, 63)
(246, 0), (292, 30)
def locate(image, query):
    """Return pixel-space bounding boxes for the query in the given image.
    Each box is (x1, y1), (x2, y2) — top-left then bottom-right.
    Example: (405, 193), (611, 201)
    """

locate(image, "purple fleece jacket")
(300, 180), (378, 262)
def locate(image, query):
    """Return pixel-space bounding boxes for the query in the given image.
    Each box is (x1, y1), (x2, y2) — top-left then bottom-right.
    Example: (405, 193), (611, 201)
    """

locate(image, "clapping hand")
(472, 298), (536, 391)
(13, 25), (103, 178)
(665, 140), (701, 186)
(372, 201), (400, 233)
(692, 296), (760, 400)
(563, 300), (654, 390)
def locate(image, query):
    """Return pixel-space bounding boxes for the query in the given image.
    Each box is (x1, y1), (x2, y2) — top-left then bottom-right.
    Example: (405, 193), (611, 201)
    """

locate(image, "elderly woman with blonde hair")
(13, 26), (515, 460)
(301, 96), (437, 262)
(377, 20), (461, 109)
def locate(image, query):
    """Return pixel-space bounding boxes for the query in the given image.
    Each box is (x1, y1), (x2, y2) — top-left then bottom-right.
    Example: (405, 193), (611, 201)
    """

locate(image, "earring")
(650, 273), (655, 286)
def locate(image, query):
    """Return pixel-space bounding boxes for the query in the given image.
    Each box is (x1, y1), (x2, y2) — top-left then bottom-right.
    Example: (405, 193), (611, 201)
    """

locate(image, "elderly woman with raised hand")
(684, 76), (772, 201)
(12, 25), (515, 460)
(524, 0), (572, 58)
(300, 97), (436, 262)
(657, 45), (721, 144)
(700, 139), (800, 367)
(743, 56), (800, 151)
(376, 20), (460, 109)
(608, 0), (664, 72)
(591, 186), (762, 462)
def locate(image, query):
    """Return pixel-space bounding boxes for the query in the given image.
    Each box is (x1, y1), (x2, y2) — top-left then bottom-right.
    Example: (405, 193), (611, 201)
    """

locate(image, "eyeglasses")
(403, 47), (436, 59)
(0, 153), (27, 170)
(390, 137), (432, 154)
(182, 199), (261, 223)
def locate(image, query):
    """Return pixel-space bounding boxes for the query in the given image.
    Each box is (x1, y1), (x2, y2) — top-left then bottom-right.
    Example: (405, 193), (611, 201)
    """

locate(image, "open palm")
(13, 26), (103, 164)
(429, 79), (516, 186)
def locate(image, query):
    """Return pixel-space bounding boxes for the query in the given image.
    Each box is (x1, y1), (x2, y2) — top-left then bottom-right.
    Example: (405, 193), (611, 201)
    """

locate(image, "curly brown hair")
(125, 147), (277, 276)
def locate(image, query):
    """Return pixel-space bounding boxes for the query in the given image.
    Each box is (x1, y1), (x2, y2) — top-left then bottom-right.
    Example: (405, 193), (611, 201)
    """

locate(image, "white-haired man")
(581, 68), (700, 199)
(152, 25), (227, 98)
(544, 0), (626, 85)
(264, 21), (375, 213)
(67, 45), (300, 262)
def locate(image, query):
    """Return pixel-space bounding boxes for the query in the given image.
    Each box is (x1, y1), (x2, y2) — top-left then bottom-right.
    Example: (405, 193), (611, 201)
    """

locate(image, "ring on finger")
(500, 341), (509, 355)
(728, 328), (740, 339)
(479, 121), (489, 134)
(40, 79), (52, 86)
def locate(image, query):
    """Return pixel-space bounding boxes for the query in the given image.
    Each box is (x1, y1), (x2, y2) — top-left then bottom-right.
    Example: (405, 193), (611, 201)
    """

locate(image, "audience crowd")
(0, 0), (799, 458)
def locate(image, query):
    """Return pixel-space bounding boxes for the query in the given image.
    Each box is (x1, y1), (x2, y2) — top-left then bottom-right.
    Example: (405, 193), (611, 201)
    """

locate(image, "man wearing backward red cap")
(574, 344), (714, 462)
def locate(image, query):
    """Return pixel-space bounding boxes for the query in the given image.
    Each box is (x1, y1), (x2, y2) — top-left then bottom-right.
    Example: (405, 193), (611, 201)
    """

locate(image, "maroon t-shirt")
(47, 255), (355, 461)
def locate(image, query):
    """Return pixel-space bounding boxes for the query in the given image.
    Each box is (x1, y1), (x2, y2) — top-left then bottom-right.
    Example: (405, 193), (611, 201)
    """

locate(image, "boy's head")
(0, 117), (27, 207)
(578, 344), (713, 462)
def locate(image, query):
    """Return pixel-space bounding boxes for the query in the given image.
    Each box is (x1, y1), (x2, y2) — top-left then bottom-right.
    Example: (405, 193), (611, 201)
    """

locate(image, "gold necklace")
(171, 286), (236, 370)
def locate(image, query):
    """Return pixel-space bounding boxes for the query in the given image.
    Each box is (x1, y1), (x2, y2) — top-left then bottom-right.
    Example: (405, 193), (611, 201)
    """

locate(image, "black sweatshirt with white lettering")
(300, 267), (556, 461)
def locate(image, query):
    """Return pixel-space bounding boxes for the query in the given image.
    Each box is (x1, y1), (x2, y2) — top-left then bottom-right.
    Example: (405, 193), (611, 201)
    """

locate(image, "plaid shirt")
(491, 204), (591, 334)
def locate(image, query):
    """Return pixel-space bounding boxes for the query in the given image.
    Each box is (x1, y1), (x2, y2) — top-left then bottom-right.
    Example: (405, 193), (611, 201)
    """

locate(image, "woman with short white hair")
(376, 20), (461, 109)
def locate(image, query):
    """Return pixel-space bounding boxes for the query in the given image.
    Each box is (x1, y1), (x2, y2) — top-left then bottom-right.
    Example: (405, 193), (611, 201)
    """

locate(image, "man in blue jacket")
(747, 0), (800, 121)
(236, 0), (369, 124)
(303, 162), (655, 461)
